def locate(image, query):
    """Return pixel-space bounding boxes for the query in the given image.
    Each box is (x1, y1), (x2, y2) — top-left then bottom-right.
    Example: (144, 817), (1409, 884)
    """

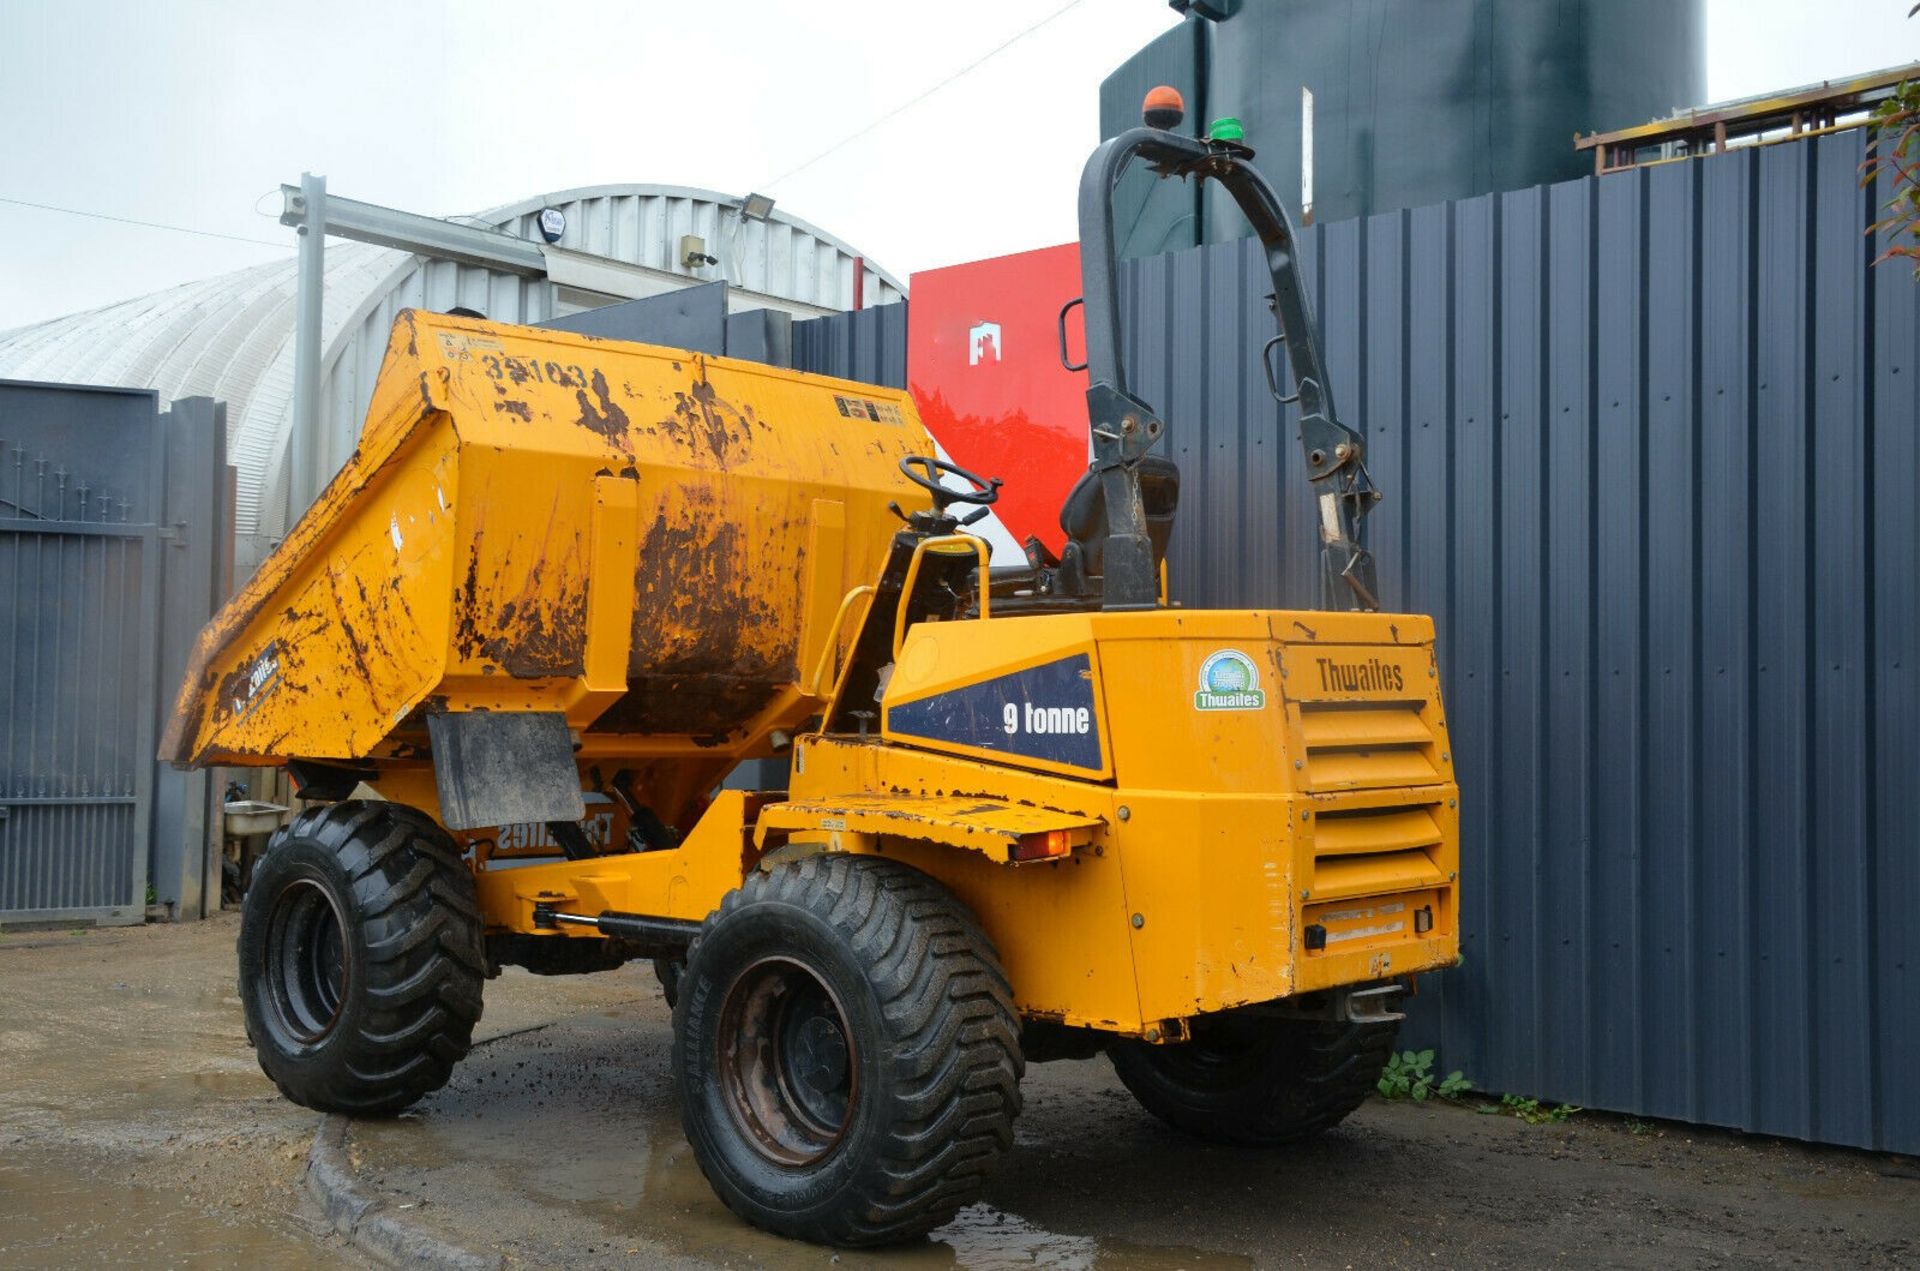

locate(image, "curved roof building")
(0, 184), (903, 555)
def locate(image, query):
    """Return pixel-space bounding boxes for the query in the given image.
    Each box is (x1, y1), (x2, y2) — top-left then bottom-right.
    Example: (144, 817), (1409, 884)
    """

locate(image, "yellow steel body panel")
(471, 789), (765, 933)
(430, 604), (1459, 1036)
(755, 795), (1104, 863)
(757, 608), (1461, 1033)
(164, 310), (935, 767)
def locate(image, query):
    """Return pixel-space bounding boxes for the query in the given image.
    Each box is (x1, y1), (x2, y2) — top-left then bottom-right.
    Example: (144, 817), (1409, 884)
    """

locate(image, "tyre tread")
(678, 854), (1022, 1247)
(1110, 1014), (1396, 1147)
(242, 800), (484, 1117)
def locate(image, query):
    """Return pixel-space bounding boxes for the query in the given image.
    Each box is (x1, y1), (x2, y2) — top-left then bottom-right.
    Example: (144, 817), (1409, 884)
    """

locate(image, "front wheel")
(672, 855), (1023, 1247)
(1108, 1013), (1396, 1146)
(239, 801), (485, 1115)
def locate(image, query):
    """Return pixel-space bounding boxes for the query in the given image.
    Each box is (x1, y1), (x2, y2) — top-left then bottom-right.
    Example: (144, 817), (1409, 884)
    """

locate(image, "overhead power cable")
(0, 194), (288, 249)
(761, 0), (1088, 189)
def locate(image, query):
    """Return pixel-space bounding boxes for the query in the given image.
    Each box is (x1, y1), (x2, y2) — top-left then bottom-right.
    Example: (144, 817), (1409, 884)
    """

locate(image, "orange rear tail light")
(1012, 829), (1074, 862)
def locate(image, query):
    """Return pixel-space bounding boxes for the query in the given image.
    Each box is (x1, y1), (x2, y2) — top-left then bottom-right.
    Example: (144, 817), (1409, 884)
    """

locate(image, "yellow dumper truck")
(166, 103), (1460, 1245)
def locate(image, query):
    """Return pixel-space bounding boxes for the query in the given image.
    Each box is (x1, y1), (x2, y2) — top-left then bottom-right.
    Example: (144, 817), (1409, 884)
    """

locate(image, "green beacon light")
(1208, 117), (1245, 143)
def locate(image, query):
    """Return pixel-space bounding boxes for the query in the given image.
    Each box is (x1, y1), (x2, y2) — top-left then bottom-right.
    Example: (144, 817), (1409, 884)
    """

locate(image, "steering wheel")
(898, 455), (1002, 509)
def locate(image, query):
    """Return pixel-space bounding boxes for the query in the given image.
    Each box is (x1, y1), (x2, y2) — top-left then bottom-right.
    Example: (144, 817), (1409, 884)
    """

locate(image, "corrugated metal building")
(0, 185), (902, 569)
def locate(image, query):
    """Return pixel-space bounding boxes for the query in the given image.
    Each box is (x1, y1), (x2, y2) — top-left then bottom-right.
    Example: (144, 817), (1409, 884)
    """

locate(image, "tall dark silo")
(1101, 0), (1706, 255)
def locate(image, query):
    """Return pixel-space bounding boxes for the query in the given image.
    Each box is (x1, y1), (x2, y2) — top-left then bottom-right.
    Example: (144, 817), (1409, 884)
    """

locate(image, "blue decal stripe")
(887, 653), (1103, 770)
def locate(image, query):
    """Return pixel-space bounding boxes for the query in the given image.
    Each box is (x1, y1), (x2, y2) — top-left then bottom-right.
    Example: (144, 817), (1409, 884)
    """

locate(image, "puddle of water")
(0, 1152), (349, 1268)
(129, 1069), (271, 1110)
(356, 1096), (658, 1208)
(369, 1093), (1248, 1269)
(928, 1203), (1249, 1270)
(0, 1068), (269, 1138)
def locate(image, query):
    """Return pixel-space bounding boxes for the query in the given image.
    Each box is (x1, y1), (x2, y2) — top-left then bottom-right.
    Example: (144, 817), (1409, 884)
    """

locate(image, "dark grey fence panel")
(1117, 130), (1919, 1154)
(0, 382), (229, 926)
(151, 397), (229, 920)
(0, 382), (163, 924)
(1751, 140), (1817, 1140)
(1870, 129), (1920, 1153)
(1696, 147), (1757, 1133)
(791, 303), (908, 389)
(1809, 134), (1878, 1148)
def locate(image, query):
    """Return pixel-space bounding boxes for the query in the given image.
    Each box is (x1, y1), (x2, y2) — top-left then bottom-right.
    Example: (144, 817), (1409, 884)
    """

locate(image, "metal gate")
(1, 382), (165, 925)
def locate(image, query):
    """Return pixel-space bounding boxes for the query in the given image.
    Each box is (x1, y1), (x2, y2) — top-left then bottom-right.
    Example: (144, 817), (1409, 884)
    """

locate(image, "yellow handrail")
(893, 534), (992, 658)
(805, 585), (876, 698)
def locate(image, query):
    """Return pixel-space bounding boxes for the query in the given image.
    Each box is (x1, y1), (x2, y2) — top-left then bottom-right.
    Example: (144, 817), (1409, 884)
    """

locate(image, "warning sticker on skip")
(833, 394), (902, 424)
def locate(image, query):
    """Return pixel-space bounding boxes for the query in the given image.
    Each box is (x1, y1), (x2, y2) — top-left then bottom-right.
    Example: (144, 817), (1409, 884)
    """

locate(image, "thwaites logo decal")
(1311, 655), (1406, 694)
(231, 642), (284, 720)
(1194, 649), (1266, 711)
(887, 653), (1101, 770)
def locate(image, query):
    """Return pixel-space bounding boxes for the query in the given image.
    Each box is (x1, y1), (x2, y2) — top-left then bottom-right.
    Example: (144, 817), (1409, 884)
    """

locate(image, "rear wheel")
(672, 855), (1022, 1246)
(1108, 1013), (1396, 1146)
(239, 800), (485, 1115)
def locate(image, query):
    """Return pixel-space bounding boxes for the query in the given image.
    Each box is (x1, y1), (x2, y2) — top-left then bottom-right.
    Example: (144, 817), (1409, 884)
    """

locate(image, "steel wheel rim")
(263, 877), (350, 1043)
(716, 955), (857, 1166)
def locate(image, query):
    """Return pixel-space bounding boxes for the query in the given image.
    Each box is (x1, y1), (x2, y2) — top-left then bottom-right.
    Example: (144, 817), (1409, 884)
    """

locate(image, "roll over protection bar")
(1074, 126), (1380, 611)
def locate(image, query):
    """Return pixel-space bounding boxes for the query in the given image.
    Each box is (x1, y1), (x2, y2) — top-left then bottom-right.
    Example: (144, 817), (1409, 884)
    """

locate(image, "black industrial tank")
(1101, 0), (1705, 254)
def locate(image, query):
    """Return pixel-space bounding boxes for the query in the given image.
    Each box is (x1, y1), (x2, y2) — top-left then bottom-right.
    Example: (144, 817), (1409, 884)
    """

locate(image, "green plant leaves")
(1377, 1049), (1473, 1103)
(1863, 80), (1920, 276)
(1496, 1092), (1579, 1124)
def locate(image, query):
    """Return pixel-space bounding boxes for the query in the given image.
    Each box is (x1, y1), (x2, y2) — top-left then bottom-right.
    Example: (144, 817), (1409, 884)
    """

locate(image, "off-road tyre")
(239, 800), (485, 1116)
(1109, 1013), (1397, 1146)
(672, 855), (1023, 1247)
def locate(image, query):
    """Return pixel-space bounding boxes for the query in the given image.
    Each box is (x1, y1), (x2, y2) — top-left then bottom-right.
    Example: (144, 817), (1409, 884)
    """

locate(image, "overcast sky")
(0, 0), (1914, 332)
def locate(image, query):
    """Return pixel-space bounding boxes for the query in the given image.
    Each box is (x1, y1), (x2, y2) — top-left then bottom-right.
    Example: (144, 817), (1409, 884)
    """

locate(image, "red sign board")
(906, 243), (1087, 553)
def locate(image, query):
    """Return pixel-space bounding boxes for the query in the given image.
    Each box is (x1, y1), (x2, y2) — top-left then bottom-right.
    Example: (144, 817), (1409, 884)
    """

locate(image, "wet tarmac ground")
(348, 999), (1920, 1270)
(3, 915), (1916, 1269)
(0, 918), (363, 1267)
(348, 1000), (1253, 1269)
(0, 1148), (341, 1268)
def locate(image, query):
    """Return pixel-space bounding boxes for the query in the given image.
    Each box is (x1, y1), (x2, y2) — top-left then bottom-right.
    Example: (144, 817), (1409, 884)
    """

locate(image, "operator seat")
(1052, 455), (1180, 597)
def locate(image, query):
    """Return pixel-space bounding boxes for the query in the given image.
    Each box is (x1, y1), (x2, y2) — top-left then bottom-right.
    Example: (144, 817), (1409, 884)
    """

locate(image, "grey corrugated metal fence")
(792, 302), (908, 389)
(1, 383), (162, 924)
(1118, 130), (1918, 1154)
(1, 382), (230, 926)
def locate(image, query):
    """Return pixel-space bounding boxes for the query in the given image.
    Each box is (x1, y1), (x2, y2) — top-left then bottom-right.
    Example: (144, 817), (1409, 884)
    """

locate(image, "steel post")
(290, 172), (325, 519)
